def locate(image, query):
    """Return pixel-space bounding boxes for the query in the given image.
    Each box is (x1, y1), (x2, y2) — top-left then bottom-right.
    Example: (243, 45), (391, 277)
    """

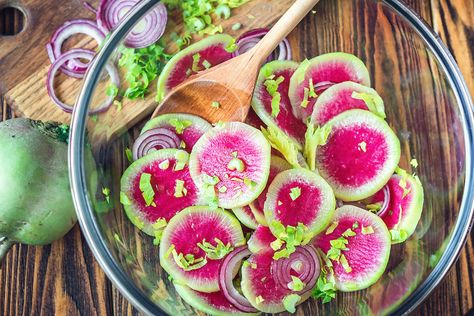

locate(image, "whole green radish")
(0, 118), (94, 261)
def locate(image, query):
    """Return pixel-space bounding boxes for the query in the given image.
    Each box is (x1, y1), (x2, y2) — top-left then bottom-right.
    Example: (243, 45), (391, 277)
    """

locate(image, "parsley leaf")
(197, 238), (234, 260)
(289, 187), (301, 200)
(304, 122), (332, 171)
(139, 173), (155, 206)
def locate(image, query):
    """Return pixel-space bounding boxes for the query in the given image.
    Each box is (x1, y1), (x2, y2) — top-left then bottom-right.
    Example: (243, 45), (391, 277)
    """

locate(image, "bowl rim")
(69, 0), (474, 315)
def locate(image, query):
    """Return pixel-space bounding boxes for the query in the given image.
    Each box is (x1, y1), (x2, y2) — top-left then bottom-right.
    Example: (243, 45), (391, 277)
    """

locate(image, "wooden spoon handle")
(251, 0), (320, 65)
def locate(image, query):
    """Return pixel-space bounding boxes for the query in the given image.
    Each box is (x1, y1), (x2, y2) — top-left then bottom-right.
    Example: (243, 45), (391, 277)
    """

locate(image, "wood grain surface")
(1, 0), (474, 315)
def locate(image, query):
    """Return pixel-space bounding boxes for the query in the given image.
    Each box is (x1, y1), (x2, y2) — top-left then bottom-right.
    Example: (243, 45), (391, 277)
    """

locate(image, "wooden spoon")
(152, 0), (320, 123)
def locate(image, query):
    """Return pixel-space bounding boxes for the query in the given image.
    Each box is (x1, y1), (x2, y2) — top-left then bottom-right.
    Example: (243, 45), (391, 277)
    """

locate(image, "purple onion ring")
(132, 128), (181, 161)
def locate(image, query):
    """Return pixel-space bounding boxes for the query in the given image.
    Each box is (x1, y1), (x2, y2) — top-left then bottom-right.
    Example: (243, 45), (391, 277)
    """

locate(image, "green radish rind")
(156, 34), (235, 102)
(390, 174), (425, 244)
(141, 113), (212, 135)
(310, 81), (385, 125)
(319, 205), (391, 292)
(189, 122), (271, 209)
(316, 109), (401, 202)
(120, 149), (191, 236)
(264, 168), (336, 239)
(249, 156), (292, 227)
(232, 206), (259, 230)
(251, 60), (302, 149)
(288, 52), (371, 121)
(174, 283), (259, 316)
(159, 206), (245, 292)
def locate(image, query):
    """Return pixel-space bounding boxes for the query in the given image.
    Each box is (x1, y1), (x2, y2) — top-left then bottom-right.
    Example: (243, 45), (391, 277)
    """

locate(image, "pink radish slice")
(120, 149), (198, 236)
(189, 122), (271, 209)
(310, 81), (385, 125)
(289, 52), (371, 122)
(160, 206), (245, 293)
(232, 205), (259, 230)
(313, 205), (391, 292)
(264, 169), (336, 239)
(249, 156), (291, 226)
(316, 109), (401, 202)
(141, 113), (211, 153)
(174, 284), (258, 315)
(252, 60), (306, 147)
(247, 225), (277, 254)
(156, 34), (236, 101)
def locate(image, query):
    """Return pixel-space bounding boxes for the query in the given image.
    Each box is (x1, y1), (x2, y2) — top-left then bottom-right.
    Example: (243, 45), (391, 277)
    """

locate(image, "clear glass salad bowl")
(69, 0), (474, 315)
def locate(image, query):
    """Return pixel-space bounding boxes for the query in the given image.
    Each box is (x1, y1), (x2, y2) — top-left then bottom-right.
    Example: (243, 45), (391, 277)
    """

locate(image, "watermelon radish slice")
(120, 149), (198, 237)
(159, 206), (245, 293)
(189, 122), (271, 209)
(174, 284), (258, 316)
(374, 171), (424, 244)
(232, 205), (258, 230)
(249, 156), (291, 226)
(141, 113), (211, 153)
(288, 52), (371, 122)
(264, 168), (336, 240)
(245, 108), (266, 130)
(247, 225), (277, 254)
(156, 34), (236, 101)
(313, 205), (391, 292)
(252, 60), (306, 147)
(310, 81), (385, 126)
(240, 248), (316, 313)
(316, 109), (401, 201)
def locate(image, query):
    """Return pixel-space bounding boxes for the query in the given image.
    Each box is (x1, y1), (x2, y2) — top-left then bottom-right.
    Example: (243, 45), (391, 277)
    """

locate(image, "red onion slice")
(46, 19), (106, 78)
(132, 128), (181, 161)
(314, 81), (336, 94)
(97, 0), (167, 48)
(376, 185), (391, 217)
(232, 28), (292, 62)
(46, 48), (119, 114)
(271, 245), (320, 295)
(218, 246), (258, 313)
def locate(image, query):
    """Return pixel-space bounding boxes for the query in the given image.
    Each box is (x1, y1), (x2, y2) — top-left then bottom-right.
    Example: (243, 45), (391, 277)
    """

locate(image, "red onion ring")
(83, 1), (98, 14)
(46, 48), (119, 114)
(232, 28), (292, 62)
(271, 245), (320, 295)
(376, 185), (391, 217)
(97, 0), (167, 48)
(132, 128), (181, 161)
(314, 81), (336, 94)
(46, 19), (106, 78)
(218, 246), (258, 313)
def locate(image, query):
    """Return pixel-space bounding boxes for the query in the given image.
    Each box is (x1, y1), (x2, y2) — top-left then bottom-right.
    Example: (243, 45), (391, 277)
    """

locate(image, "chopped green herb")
(262, 125), (301, 168)
(304, 122), (332, 170)
(243, 177), (256, 188)
(214, 4), (231, 19)
(218, 186), (227, 193)
(339, 254), (352, 273)
(288, 276), (305, 292)
(283, 294), (301, 313)
(255, 295), (265, 304)
(90, 115), (98, 122)
(326, 222), (338, 235)
(174, 180), (187, 198)
(174, 150), (189, 171)
(308, 78), (318, 98)
(351, 91), (386, 119)
(271, 92), (281, 118)
(242, 260), (250, 268)
(289, 187), (301, 201)
(366, 203), (382, 212)
(232, 22), (242, 31)
(352, 222), (359, 229)
(271, 221), (308, 260)
(192, 53), (201, 72)
(120, 192), (132, 205)
(169, 118), (193, 134)
(312, 253), (337, 303)
(172, 249), (207, 271)
(158, 159), (170, 170)
(270, 238), (284, 251)
(361, 225), (374, 235)
(227, 157), (245, 172)
(225, 38), (238, 53)
(125, 147), (133, 163)
(139, 173), (155, 206)
(113, 100), (123, 111)
(264, 75), (284, 95)
(102, 187), (111, 204)
(300, 87), (310, 108)
(342, 228), (356, 237)
(106, 84), (119, 97)
(152, 218), (167, 245)
(164, 244), (175, 259)
(201, 174), (220, 209)
(410, 158), (419, 168)
(211, 101), (221, 108)
(202, 59), (212, 69)
(390, 229), (408, 242)
(197, 238), (234, 260)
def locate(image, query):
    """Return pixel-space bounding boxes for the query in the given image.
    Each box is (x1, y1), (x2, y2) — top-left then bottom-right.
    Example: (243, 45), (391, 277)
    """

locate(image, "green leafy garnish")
(288, 276), (305, 291)
(125, 147), (133, 163)
(351, 91), (386, 119)
(119, 43), (172, 99)
(283, 294), (301, 313)
(106, 84), (119, 97)
(197, 238), (234, 260)
(270, 238), (284, 251)
(225, 37), (238, 53)
(152, 218), (167, 245)
(271, 92), (281, 118)
(308, 78), (317, 98)
(165, 244), (175, 259)
(264, 75), (284, 118)
(289, 187), (301, 201)
(211, 101), (220, 108)
(174, 179), (187, 198)
(312, 253), (337, 303)
(342, 228), (356, 237)
(361, 225), (374, 235)
(255, 295), (265, 304)
(231, 22), (242, 31)
(102, 187), (111, 204)
(202, 59), (212, 69)
(262, 125), (301, 168)
(159, 159), (170, 170)
(366, 203), (382, 212)
(410, 158), (419, 168)
(172, 249), (207, 271)
(120, 192), (132, 205)
(169, 118), (193, 134)
(201, 174), (220, 209)
(339, 254), (352, 273)
(227, 157), (245, 172)
(271, 221), (309, 260)
(390, 229), (408, 242)
(325, 222), (339, 235)
(192, 53), (201, 72)
(139, 173), (155, 206)
(174, 150), (189, 171)
(326, 237), (349, 262)
(304, 122), (332, 171)
(300, 87), (310, 108)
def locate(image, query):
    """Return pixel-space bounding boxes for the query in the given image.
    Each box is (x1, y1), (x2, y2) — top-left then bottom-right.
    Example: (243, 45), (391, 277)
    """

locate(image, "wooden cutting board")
(0, 0), (295, 144)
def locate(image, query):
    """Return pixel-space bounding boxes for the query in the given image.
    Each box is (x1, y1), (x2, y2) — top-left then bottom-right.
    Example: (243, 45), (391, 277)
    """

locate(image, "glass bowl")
(69, 0), (474, 315)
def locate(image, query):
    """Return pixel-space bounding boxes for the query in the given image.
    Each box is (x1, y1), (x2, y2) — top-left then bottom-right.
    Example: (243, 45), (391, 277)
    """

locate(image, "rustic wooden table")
(1, 1), (474, 315)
